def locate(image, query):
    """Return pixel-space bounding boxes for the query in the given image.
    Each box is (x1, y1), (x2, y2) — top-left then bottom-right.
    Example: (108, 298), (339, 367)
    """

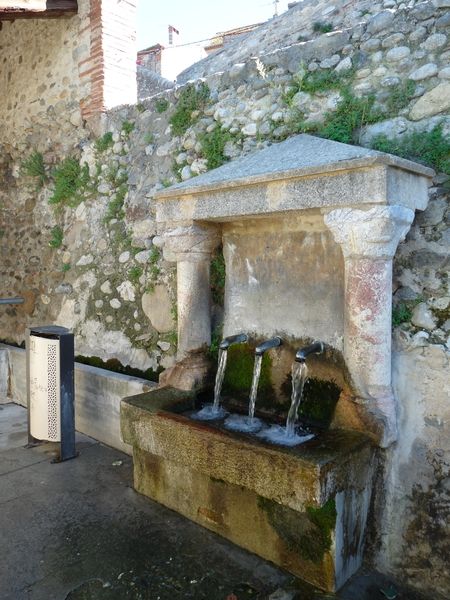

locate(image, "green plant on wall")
(384, 79), (416, 116)
(371, 124), (450, 176)
(210, 247), (226, 306)
(155, 98), (169, 113)
(49, 157), (90, 207)
(95, 132), (114, 153)
(145, 247), (162, 292)
(312, 21), (333, 33)
(199, 126), (232, 170)
(21, 151), (48, 189)
(121, 121), (135, 135)
(128, 265), (143, 284)
(48, 225), (63, 249)
(170, 82), (210, 136)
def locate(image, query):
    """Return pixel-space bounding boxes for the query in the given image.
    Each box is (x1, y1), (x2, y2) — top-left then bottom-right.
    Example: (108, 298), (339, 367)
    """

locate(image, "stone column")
(324, 206), (415, 447)
(161, 224), (221, 360)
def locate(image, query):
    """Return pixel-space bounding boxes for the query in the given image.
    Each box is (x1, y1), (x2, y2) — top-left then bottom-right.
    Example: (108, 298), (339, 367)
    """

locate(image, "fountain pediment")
(155, 134), (433, 224)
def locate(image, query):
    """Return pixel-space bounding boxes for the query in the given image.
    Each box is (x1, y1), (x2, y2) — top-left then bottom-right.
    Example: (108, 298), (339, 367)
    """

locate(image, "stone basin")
(121, 386), (376, 592)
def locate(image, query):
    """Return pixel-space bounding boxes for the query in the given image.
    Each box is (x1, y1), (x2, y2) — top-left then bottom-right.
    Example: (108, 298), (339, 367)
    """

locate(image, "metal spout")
(219, 333), (248, 350)
(255, 336), (282, 356)
(295, 341), (325, 362)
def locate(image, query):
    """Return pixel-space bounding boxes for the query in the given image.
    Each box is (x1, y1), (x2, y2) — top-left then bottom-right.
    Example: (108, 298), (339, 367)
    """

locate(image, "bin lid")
(30, 325), (71, 338)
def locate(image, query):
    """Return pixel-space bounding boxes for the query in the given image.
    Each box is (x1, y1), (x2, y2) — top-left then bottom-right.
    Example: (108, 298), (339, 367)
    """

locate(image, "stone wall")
(0, 0), (449, 595)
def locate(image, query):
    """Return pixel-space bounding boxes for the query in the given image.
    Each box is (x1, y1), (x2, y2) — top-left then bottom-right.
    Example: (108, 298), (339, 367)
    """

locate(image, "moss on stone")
(75, 355), (162, 381)
(222, 344), (273, 402)
(258, 496), (336, 563)
(299, 378), (341, 427)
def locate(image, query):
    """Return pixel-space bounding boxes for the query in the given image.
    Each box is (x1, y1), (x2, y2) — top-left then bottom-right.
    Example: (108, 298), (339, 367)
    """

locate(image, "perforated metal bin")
(26, 326), (77, 462)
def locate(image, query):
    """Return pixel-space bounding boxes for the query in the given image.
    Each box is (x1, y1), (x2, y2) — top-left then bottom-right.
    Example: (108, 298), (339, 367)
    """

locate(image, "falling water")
(213, 348), (228, 413)
(224, 354), (264, 433)
(285, 361), (308, 437)
(248, 355), (262, 419)
(193, 348), (228, 420)
(258, 360), (314, 446)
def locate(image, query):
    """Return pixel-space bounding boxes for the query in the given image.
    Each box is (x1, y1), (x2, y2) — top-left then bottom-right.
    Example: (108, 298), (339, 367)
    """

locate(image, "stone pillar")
(324, 206), (415, 447)
(161, 224), (221, 360)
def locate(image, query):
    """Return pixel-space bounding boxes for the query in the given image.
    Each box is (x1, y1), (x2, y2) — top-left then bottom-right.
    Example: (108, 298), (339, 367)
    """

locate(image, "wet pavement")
(0, 403), (426, 600)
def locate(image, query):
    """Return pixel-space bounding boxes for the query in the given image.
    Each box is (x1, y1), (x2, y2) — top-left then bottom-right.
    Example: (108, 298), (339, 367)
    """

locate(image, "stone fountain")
(121, 134), (433, 591)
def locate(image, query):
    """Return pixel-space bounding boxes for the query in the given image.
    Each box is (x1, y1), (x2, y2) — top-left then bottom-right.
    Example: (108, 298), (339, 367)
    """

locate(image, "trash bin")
(26, 326), (77, 462)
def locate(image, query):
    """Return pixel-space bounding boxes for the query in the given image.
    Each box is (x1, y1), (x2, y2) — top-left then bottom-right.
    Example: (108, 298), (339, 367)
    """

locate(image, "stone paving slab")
(0, 403), (427, 600)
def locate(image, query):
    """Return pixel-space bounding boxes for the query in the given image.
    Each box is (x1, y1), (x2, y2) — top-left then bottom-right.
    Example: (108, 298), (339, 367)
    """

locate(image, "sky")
(136, 0), (292, 50)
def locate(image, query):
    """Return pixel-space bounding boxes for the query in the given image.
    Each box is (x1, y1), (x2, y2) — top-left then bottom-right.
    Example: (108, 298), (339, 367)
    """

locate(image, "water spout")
(295, 341), (325, 362)
(255, 336), (282, 356)
(219, 333), (248, 350)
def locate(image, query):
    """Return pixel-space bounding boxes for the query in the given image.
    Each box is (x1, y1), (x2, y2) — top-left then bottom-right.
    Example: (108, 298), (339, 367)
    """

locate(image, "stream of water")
(224, 354), (264, 433)
(193, 348), (228, 420)
(258, 361), (314, 446)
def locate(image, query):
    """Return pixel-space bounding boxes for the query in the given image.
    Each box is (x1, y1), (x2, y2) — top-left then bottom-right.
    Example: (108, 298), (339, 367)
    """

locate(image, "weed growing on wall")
(128, 266), (143, 283)
(385, 80), (416, 116)
(145, 247), (162, 292)
(48, 225), (63, 248)
(170, 82), (210, 136)
(316, 90), (382, 143)
(199, 126), (232, 170)
(95, 132), (114, 153)
(211, 247), (226, 306)
(49, 157), (90, 206)
(392, 303), (412, 326)
(21, 151), (47, 189)
(371, 124), (450, 175)
(155, 98), (169, 113)
(312, 21), (333, 33)
(121, 121), (135, 136)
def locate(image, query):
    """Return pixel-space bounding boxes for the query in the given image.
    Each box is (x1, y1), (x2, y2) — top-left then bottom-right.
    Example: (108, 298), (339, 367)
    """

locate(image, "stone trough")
(121, 134), (433, 591)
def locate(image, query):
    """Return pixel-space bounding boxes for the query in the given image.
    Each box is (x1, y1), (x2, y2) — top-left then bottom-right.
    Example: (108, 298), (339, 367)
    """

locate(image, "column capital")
(324, 205), (415, 260)
(156, 224), (221, 262)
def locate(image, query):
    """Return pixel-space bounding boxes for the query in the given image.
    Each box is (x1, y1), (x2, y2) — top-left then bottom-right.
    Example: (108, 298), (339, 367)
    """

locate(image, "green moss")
(21, 151), (47, 188)
(299, 378), (341, 427)
(306, 498), (337, 552)
(48, 225), (63, 249)
(49, 157), (90, 207)
(199, 126), (231, 170)
(61, 263), (71, 272)
(75, 355), (161, 381)
(258, 496), (336, 563)
(371, 123), (450, 175)
(94, 132), (114, 153)
(210, 247), (226, 306)
(222, 344), (273, 401)
(208, 324), (223, 362)
(155, 98), (169, 113)
(169, 82), (210, 136)
(432, 305), (450, 328)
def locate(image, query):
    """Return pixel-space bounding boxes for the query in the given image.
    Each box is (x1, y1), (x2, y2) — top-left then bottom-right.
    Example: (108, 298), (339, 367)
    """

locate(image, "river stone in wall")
(142, 286), (175, 333)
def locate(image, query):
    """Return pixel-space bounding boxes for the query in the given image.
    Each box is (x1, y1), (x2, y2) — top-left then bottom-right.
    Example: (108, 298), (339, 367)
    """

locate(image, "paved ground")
(0, 403), (426, 600)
